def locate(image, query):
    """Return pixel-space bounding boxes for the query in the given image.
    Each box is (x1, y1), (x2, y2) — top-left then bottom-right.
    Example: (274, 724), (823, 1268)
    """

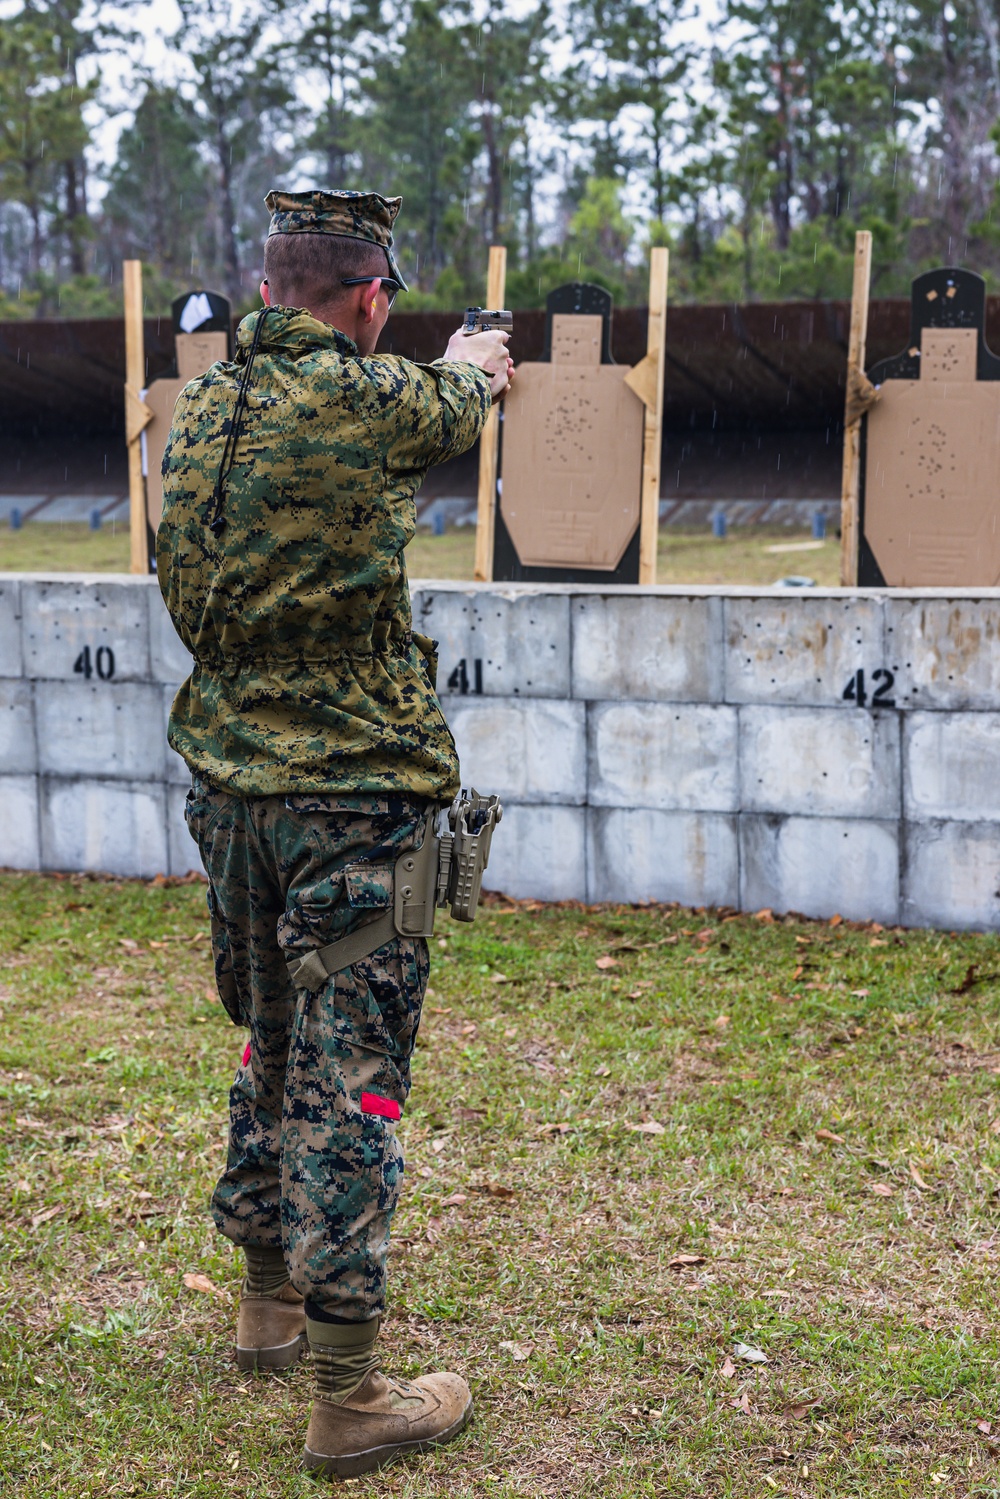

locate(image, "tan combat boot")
(236, 1246), (306, 1371)
(303, 1316), (472, 1478)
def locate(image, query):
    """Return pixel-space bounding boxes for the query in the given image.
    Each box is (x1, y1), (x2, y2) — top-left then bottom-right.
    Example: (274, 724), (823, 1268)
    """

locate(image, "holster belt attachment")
(285, 789), (502, 991)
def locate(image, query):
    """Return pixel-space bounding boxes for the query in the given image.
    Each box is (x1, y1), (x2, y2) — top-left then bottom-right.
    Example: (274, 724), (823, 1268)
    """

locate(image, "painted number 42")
(842, 668), (894, 707)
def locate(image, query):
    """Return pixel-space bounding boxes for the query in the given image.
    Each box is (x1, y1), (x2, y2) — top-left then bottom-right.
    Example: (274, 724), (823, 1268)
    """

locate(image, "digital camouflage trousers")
(184, 775), (431, 1321)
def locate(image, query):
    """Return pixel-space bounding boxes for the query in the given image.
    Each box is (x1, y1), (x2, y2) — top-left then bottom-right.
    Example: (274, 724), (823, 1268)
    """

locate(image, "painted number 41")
(842, 668), (894, 707)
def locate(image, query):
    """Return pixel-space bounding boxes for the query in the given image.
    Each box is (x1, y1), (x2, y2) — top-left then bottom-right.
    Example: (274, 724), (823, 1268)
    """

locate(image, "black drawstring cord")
(207, 306), (271, 538)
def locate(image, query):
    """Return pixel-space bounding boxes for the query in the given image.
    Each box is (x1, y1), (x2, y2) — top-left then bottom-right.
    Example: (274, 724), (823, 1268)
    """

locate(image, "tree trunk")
(213, 95), (241, 305)
(64, 156), (86, 275)
(481, 104), (503, 246)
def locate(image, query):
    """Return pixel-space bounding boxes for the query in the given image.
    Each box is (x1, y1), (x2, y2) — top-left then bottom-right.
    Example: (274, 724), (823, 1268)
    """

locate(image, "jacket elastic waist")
(192, 632), (414, 670)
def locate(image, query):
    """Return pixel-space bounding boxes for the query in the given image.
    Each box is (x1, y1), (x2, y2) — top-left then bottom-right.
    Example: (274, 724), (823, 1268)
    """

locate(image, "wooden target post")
(624, 246), (669, 586)
(473, 244), (508, 582)
(123, 259), (152, 574)
(840, 230), (873, 586)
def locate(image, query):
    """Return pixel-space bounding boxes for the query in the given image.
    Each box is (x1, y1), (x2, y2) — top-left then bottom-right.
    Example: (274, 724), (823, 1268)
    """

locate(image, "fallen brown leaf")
(499, 1340), (534, 1362)
(182, 1271), (224, 1297)
(669, 1253), (706, 1268)
(731, 1391), (752, 1414)
(714, 1014), (730, 1028)
(755, 909), (774, 923)
(31, 1205), (63, 1229)
(829, 913), (843, 928)
(909, 1162), (932, 1191)
(440, 1194), (468, 1207)
(476, 1182), (516, 1198)
(871, 1182), (895, 1197)
(537, 1122), (571, 1136)
(815, 1128), (845, 1144)
(948, 963), (998, 995)
(788, 1398), (822, 1419)
(720, 1355), (737, 1379)
(977, 1419), (993, 1435)
(595, 955), (618, 970)
(629, 1120), (666, 1135)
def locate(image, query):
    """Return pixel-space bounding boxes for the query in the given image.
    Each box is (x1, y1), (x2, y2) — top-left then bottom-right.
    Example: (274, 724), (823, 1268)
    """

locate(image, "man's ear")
(260, 278), (272, 307)
(360, 278), (382, 325)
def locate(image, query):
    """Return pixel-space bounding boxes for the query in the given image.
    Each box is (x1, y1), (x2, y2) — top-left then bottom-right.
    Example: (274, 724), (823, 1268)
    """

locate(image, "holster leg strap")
(285, 910), (397, 993)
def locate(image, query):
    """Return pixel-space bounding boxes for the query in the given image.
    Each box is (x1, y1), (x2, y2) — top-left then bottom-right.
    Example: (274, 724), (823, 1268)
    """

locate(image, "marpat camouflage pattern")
(156, 306), (492, 798)
(264, 188), (408, 285)
(188, 775), (429, 1318)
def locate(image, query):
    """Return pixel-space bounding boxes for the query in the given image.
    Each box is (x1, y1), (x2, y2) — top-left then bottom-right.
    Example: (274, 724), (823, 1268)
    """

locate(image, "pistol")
(463, 306), (513, 336)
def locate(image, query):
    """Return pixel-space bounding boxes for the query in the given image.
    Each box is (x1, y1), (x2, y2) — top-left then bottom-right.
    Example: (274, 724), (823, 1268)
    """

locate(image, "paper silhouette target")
(860, 268), (1000, 587)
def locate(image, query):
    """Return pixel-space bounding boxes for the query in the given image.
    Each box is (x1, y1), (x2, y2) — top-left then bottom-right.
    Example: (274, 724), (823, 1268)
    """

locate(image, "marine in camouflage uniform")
(157, 188), (509, 1475)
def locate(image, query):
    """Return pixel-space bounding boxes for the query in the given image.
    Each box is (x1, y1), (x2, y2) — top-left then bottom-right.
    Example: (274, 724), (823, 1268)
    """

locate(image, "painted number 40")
(73, 645), (116, 681)
(842, 668), (894, 707)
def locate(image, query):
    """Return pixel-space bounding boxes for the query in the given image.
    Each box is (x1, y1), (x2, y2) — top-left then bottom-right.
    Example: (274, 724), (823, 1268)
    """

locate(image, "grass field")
(2, 873), (999, 1496)
(0, 523), (842, 587)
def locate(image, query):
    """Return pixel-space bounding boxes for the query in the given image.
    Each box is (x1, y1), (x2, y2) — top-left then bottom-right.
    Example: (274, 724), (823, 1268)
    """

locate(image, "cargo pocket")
(206, 883), (245, 1028)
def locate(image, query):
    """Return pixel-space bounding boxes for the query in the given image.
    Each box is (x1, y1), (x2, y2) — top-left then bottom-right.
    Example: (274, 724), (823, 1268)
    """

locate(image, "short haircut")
(263, 232), (389, 308)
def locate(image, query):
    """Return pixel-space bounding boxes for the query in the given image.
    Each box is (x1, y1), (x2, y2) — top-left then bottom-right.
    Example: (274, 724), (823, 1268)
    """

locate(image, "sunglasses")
(340, 275), (403, 309)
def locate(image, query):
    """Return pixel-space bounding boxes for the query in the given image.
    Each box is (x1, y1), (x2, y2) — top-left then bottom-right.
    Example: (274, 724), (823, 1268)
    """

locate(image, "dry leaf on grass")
(755, 909), (774, 923)
(629, 1120), (666, 1135)
(475, 1182), (516, 1198)
(537, 1122), (571, 1136)
(182, 1271), (224, 1297)
(871, 1182), (895, 1197)
(733, 1341), (769, 1364)
(595, 955), (618, 970)
(31, 1205), (62, 1229)
(787, 1398), (822, 1419)
(976, 1419), (993, 1434)
(594, 1064), (611, 1077)
(499, 1340), (534, 1362)
(731, 1390), (753, 1414)
(440, 1194), (467, 1207)
(909, 1162), (932, 1191)
(714, 1015), (730, 1028)
(720, 1355), (737, 1379)
(669, 1253), (706, 1268)
(815, 1128), (845, 1144)
(829, 913), (843, 927)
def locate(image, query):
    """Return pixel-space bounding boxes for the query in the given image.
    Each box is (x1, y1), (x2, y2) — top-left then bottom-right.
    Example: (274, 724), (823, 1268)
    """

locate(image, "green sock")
(308, 1315), (381, 1403)
(243, 1244), (288, 1297)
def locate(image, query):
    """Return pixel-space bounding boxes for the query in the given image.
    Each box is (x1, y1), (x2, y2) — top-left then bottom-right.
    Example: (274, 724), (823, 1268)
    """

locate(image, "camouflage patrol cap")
(264, 188), (408, 290)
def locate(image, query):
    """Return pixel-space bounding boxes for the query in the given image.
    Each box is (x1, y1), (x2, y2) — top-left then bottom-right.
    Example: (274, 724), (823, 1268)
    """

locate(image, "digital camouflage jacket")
(156, 307), (492, 798)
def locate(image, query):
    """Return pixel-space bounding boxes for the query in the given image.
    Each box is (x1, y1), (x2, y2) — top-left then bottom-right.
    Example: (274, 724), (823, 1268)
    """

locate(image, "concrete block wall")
(412, 583), (1000, 929)
(0, 575), (194, 879)
(2, 573), (1000, 928)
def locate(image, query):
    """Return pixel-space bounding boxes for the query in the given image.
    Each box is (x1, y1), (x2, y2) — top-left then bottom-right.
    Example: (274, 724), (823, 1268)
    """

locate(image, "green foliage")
(2, 0), (1000, 311)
